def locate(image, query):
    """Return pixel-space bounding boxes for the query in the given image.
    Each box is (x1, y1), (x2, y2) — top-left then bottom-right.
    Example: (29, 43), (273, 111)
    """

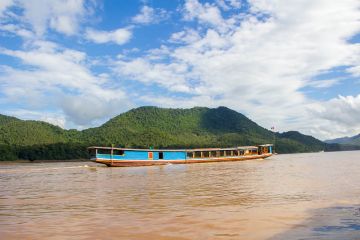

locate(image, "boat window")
(203, 151), (209, 158)
(159, 152), (164, 159)
(210, 151), (217, 157)
(225, 150), (232, 156)
(194, 151), (202, 158)
(113, 150), (124, 155)
(219, 150), (225, 157)
(239, 150), (244, 155)
(187, 152), (194, 158)
(97, 149), (111, 154)
(216, 151), (220, 157)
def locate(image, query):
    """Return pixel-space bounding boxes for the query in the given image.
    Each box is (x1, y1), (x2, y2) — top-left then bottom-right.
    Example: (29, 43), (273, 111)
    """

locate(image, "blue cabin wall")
(162, 151), (186, 160)
(269, 146), (272, 153)
(97, 151), (148, 160)
(96, 150), (186, 160)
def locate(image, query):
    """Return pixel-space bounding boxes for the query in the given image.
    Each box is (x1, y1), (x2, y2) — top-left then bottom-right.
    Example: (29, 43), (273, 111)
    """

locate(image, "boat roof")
(88, 145), (269, 152)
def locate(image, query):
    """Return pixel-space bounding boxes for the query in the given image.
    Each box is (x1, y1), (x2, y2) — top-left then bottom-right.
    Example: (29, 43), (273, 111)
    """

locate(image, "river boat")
(88, 144), (273, 167)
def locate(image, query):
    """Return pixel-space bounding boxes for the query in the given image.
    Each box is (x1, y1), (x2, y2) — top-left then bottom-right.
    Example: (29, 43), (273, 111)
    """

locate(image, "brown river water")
(1, 151), (360, 240)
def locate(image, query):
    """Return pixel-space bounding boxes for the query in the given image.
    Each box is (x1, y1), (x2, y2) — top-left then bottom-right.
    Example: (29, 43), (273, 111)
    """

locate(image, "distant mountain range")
(324, 134), (360, 151)
(325, 134), (360, 145)
(0, 106), (325, 160)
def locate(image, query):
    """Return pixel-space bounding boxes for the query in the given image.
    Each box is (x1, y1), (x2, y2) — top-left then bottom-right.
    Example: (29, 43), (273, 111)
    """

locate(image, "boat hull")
(94, 153), (272, 167)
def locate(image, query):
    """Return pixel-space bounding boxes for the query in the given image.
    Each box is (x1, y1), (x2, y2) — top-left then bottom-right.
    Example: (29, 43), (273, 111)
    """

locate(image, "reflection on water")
(1, 151), (360, 239)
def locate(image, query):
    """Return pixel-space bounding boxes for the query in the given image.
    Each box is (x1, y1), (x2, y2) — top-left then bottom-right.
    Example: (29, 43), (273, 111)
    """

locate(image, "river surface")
(1, 151), (360, 239)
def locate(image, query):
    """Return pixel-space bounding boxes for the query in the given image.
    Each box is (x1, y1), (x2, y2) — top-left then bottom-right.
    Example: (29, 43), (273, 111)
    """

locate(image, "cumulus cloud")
(0, 41), (133, 128)
(132, 5), (169, 24)
(0, 24), (34, 38)
(85, 27), (132, 45)
(169, 28), (201, 44)
(182, 0), (233, 32)
(216, 0), (242, 10)
(0, 0), (13, 17)
(0, 0), (90, 36)
(301, 95), (360, 139)
(313, 95), (360, 126)
(114, 58), (192, 93)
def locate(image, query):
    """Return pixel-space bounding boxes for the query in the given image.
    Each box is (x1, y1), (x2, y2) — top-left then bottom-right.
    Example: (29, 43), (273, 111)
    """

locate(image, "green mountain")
(82, 106), (274, 148)
(0, 117), (67, 146)
(0, 106), (325, 160)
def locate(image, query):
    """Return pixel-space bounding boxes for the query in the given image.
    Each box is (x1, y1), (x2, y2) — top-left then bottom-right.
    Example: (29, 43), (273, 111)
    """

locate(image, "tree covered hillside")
(0, 106), (325, 160)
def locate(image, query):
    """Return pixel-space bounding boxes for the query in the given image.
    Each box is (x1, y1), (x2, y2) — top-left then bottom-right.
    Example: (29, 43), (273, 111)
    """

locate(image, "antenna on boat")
(271, 126), (276, 154)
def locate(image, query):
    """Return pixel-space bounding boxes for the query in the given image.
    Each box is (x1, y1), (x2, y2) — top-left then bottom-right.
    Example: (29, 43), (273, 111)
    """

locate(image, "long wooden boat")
(88, 144), (273, 167)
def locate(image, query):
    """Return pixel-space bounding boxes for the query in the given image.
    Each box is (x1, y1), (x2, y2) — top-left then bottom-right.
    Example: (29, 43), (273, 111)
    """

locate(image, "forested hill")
(325, 134), (360, 146)
(324, 133), (360, 151)
(0, 106), (325, 160)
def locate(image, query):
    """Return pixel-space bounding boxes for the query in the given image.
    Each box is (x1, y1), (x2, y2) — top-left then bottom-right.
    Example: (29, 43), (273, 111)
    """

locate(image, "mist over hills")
(0, 106), (325, 160)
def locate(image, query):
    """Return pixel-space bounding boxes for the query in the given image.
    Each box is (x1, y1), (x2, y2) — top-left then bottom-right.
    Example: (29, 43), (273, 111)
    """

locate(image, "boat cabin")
(258, 144), (273, 154)
(88, 145), (273, 161)
(88, 147), (186, 161)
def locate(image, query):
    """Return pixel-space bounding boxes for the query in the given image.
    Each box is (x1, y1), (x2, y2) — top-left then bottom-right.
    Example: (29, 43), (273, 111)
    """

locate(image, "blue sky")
(0, 0), (360, 140)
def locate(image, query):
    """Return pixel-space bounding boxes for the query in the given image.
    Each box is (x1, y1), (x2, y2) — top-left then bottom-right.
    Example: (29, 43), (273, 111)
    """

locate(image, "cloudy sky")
(0, 0), (359, 140)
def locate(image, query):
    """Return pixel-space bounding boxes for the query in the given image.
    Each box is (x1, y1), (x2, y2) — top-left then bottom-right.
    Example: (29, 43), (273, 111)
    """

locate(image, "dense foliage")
(0, 106), (326, 160)
(324, 143), (360, 152)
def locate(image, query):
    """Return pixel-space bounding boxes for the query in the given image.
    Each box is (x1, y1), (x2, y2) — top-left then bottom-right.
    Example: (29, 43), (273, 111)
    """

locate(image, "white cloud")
(183, 0), (232, 31)
(313, 95), (360, 126)
(132, 5), (168, 24)
(85, 27), (132, 45)
(18, 0), (88, 36)
(114, 58), (192, 93)
(347, 46), (360, 76)
(0, 24), (34, 38)
(170, 28), (201, 44)
(307, 79), (341, 89)
(216, 0), (242, 10)
(305, 95), (360, 139)
(0, 0), (94, 39)
(0, 0), (14, 17)
(0, 41), (133, 128)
